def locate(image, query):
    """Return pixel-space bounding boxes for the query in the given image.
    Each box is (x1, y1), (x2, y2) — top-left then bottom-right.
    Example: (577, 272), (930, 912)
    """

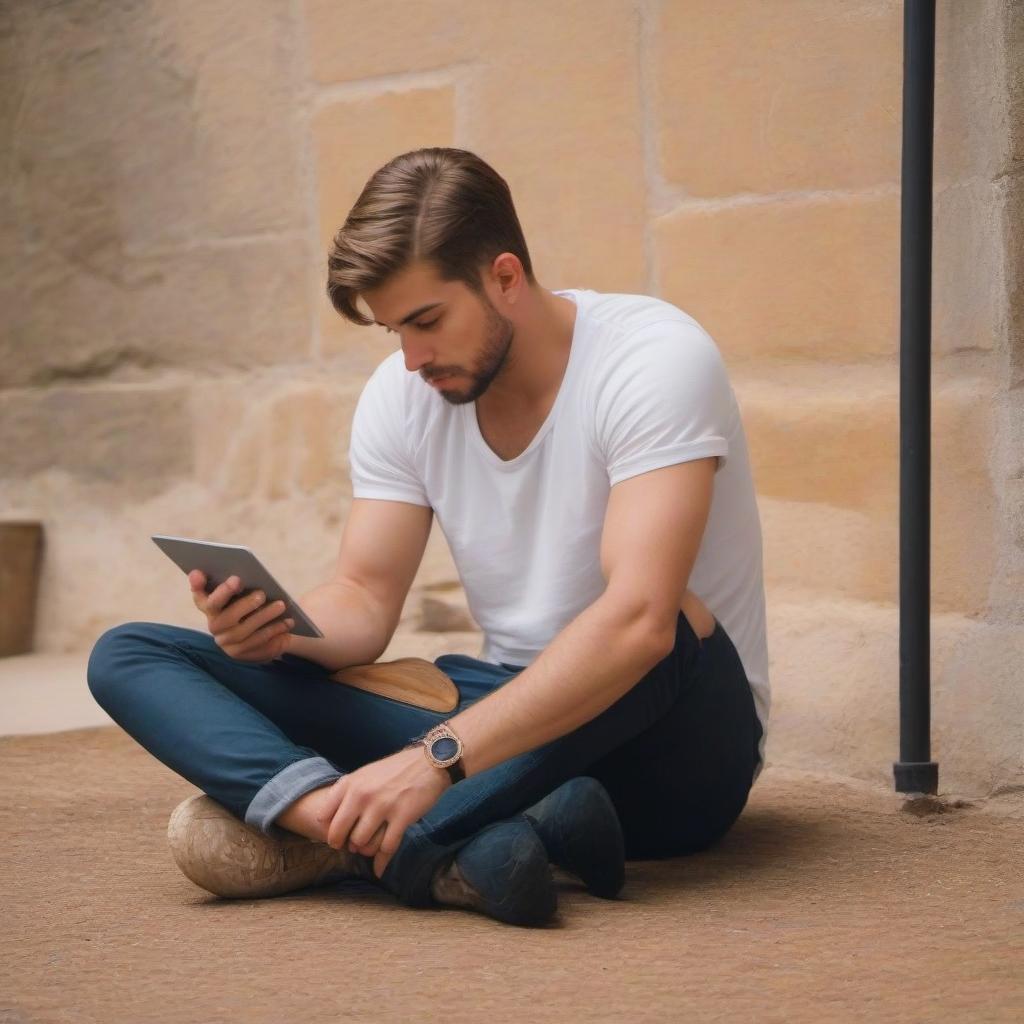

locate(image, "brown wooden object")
(0, 522), (43, 657)
(329, 656), (459, 713)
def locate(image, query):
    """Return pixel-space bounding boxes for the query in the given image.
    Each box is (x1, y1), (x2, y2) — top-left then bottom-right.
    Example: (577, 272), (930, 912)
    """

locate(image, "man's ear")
(489, 252), (525, 303)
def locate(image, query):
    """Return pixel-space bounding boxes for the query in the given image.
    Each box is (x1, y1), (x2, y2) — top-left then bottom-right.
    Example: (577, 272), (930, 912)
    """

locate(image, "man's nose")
(402, 342), (434, 374)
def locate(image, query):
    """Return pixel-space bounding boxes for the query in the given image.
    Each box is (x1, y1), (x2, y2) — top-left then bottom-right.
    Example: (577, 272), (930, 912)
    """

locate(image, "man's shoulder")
(582, 289), (701, 334)
(580, 291), (722, 374)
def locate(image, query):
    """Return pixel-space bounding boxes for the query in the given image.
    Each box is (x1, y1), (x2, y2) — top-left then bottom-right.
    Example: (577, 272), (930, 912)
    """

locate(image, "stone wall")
(1, 1), (1021, 803)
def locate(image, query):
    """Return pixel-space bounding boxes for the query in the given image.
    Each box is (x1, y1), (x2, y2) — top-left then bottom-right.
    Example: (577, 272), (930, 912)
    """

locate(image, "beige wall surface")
(1, 1), (1021, 803)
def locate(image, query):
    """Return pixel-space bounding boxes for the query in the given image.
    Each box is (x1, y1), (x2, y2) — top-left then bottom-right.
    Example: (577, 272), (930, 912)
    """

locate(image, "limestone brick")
(1005, 176), (1024, 387)
(655, 193), (900, 364)
(1, 0), (303, 254)
(737, 371), (997, 615)
(0, 238), (313, 388)
(188, 375), (362, 505)
(766, 595), (1023, 802)
(0, 0), (310, 388)
(135, 0), (306, 241)
(314, 86), (456, 362)
(933, 179), (1002, 355)
(304, 0), (477, 83)
(0, 386), (191, 497)
(1008, 0), (1024, 173)
(653, 0), (902, 197)
(464, 1), (647, 295)
(934, 0), (1019, 185)
(760, 497), (892, 605)
(310, 0), (648, 316)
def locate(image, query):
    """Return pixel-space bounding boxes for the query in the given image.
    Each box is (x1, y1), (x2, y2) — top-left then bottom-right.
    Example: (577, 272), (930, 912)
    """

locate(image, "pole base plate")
(893, 760), (938, 794)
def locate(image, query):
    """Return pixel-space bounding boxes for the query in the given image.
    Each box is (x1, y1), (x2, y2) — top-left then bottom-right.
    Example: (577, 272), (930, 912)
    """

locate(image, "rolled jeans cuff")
(244, 755), (343, 838)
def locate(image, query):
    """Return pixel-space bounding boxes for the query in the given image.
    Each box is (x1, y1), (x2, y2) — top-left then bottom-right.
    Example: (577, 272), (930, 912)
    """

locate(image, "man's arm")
(287, 498), (433, 672)
(446, 456), (717, 777)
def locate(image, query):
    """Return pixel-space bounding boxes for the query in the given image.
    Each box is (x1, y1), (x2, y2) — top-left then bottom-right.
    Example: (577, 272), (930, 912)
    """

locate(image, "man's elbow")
(642, 620), (677, 664)
(601, 594), (678, 666)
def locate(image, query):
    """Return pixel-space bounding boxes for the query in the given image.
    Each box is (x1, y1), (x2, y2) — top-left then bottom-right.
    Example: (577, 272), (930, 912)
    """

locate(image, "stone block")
(1, 0), (304, 257)
(314, 86), (456, 361)
(934, 0), (1019, 185)
(188, 374), (362, 504)
(738, 370), (997, 615)
(654, 0), (902, 196)
(1007, 0), (1024, 174)
(655, 193), (900, 364)
(0, 0), (311, 388)
(934, 618), (1024, 798)
(934, 179), (1002, 355)
(766, 595), (1023, 803)
(132, 0), (306, 242)
(1005, 175), (1024, 387)
(304, 0), (476, 84)
(760, 497), (894, 606)
(311, 0), (648, 340)
(0, 238), (312, 388)
(465, 0), (647, 295)
(0, 386), (191, 496)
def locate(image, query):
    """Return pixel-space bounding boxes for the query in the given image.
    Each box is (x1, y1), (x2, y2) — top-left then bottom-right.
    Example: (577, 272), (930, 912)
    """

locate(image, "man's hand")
(188, 570), (294, 663)
(317, 744), (450, 879)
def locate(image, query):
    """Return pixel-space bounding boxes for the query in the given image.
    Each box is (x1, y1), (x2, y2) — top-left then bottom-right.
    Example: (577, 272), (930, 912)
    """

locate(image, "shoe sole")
(167, 794), (363, 899)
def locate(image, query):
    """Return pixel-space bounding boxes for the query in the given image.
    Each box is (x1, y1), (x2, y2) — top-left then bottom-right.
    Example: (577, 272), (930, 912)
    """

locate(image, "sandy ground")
(2, 724), (1022, 1024)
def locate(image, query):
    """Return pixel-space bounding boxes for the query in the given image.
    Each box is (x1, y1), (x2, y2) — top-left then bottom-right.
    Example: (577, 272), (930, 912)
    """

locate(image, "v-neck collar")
(462, 289), (584, 471)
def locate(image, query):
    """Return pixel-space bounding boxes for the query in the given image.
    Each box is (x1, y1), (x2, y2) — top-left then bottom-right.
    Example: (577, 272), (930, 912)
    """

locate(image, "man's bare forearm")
(286, 581), (392, 672)
(445, 595), (673, 778)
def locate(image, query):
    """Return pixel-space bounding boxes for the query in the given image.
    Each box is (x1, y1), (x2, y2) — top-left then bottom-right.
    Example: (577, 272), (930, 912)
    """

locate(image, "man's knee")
(86, 621), (181, 708)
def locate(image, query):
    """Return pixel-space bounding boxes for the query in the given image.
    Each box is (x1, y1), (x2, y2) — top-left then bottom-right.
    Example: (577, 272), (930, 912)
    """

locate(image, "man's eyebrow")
(373, 302), (444, 329)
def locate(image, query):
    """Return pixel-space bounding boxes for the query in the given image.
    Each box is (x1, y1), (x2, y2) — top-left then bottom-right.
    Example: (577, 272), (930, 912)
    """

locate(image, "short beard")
(434, 292), (515, 406)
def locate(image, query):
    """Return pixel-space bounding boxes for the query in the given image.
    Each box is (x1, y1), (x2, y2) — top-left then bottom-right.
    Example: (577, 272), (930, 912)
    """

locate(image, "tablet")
(152, 535), (325, 639)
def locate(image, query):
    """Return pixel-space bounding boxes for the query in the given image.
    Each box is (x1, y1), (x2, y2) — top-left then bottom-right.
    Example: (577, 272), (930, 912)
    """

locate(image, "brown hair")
(326, 147), (536, 326)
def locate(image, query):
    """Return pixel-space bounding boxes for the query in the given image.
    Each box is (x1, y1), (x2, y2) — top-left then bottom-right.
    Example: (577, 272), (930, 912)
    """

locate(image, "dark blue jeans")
(87, 611), (763, 906)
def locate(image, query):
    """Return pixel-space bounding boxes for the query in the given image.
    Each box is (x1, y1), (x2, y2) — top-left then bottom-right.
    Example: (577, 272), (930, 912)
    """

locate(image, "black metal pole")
(894, 0), (938, 795)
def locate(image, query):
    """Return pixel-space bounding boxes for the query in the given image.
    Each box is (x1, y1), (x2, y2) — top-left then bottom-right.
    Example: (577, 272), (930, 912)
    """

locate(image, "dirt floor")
(2, 724), (1022, 1024)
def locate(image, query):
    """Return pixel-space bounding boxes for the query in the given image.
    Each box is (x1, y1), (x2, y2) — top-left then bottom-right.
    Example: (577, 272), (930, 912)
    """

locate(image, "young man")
(88, 147), (768, 928)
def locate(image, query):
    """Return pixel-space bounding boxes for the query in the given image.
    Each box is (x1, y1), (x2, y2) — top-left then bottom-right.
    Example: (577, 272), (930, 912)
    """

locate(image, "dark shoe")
(430, 815), (557, 927)
(523, 776), (625, 898)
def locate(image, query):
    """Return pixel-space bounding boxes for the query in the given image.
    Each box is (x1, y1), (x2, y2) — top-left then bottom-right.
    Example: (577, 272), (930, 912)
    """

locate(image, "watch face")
(430, 736), (460, 762)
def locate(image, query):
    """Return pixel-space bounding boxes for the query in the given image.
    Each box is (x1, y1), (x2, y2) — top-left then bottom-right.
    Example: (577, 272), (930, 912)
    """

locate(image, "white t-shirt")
(348, 288), (770, 776)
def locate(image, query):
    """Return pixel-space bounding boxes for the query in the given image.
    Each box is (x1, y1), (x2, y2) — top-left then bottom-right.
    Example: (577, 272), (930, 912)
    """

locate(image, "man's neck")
(477, 289), (578, 415)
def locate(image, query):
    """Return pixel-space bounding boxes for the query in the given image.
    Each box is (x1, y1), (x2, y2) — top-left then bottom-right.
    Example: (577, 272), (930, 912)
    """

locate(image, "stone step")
(733, 367), (995, 616)
(7, 601), (1018, 815)
(763, 591), (1023, 809)
(656, 192), (901, 364)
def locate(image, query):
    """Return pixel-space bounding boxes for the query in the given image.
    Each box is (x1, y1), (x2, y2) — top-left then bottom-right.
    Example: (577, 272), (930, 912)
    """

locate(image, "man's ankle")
(274, 784), (335, 844)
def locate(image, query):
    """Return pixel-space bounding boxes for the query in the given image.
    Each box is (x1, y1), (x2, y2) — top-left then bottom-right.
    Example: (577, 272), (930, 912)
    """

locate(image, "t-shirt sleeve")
(594, 320), (735, 487)
(347, 359), (431, 507)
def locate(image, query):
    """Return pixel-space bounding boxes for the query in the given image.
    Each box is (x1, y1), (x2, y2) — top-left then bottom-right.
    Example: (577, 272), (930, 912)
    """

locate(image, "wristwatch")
(407, 722), (466, 784)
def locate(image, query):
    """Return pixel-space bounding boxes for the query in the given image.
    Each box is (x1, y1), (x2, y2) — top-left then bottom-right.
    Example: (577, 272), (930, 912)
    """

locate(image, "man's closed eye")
(385, 318), (440, 335)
